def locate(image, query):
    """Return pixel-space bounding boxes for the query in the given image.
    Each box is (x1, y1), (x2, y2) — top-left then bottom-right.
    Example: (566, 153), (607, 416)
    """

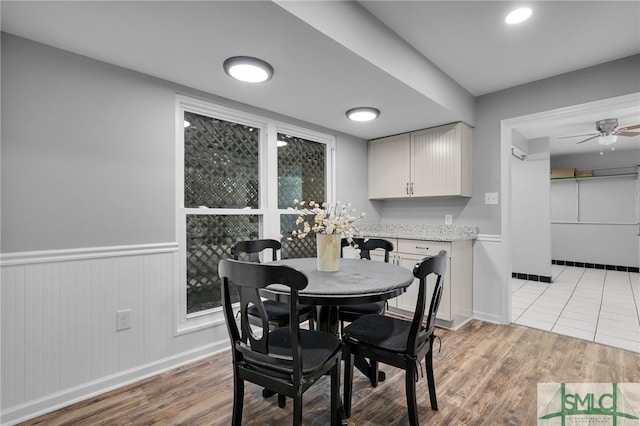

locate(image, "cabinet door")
(410, 122), (472, 197)
(396, 252), (424, 312)
(368, 134), (411, 199)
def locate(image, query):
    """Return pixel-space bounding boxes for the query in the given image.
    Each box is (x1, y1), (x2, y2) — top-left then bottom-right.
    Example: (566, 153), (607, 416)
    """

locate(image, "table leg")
(316, 305), (339, 334)
(353, 356), (385, 386)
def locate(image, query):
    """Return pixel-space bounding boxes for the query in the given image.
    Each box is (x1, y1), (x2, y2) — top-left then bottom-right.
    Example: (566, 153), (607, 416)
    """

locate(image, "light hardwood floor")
(20, 320), (640, 425)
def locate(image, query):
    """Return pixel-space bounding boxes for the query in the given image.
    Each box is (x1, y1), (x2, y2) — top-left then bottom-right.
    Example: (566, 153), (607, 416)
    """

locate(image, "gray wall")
(378, 56), (639, 233)
(1, 34), (374, 253)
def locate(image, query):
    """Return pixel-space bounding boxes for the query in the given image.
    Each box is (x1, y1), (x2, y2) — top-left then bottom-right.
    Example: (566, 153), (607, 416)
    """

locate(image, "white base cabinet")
(368, 237), (473, 330)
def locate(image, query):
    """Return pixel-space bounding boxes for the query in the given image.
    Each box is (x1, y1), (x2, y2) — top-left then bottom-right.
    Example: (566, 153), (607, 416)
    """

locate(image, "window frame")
(174, 95), (336, 335)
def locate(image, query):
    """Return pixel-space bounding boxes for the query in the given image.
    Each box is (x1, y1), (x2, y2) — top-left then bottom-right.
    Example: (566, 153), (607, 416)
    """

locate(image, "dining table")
(266, 257), (415, 383)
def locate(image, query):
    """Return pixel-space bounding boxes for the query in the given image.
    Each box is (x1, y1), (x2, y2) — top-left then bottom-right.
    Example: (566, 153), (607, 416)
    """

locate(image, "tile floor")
(512, 264), (640, 353)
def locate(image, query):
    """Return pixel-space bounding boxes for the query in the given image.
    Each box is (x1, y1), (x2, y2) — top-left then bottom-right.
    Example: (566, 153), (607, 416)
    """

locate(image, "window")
(176, 96), (334, 333)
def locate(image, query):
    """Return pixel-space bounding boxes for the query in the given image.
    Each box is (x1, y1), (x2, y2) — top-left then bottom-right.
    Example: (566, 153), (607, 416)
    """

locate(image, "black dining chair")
(219, 259), (344, 426)
(231, 239), (316, 331)
(342, 250), (447, 426)
(338, 238), (395, 332)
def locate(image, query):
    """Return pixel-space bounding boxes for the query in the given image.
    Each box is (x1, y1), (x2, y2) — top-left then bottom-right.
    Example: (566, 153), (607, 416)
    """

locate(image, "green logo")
(538, 383), (640, 425)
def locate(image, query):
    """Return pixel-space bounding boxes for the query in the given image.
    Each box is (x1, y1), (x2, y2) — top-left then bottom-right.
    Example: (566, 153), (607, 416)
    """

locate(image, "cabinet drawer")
(397, 239), (450, 257)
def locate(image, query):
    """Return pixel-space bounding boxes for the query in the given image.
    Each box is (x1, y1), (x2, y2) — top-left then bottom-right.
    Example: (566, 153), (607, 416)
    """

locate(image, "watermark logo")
(538, 383), (640, 425)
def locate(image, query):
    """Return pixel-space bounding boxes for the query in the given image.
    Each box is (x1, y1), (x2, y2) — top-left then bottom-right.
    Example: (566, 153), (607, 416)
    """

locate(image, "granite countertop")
(356, 223), (478, 242)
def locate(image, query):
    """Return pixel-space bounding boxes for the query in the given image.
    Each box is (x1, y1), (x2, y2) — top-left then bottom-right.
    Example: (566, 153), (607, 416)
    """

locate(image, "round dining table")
(266, 257), (415, 384)
(267, 257), (414, 330)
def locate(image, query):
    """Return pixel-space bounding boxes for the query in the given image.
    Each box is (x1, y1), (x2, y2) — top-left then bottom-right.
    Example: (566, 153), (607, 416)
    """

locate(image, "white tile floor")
(512, 264), (640, 353)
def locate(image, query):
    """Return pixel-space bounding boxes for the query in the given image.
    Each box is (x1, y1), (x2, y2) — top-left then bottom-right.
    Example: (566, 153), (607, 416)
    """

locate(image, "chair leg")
(425, 347), (438, 410)
(405, 365), (419, 426)
(330, 363), (341, 425)
(293, 394), (303, 425)
(343, 351), (354, 418)
(232, 373), (244, 426)
(277, 393), (286, 408)
(370, 360), (379, 387)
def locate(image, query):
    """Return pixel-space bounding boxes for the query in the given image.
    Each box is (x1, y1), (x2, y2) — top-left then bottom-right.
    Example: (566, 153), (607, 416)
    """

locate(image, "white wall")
(550, 150), (639, 267)
(511, 136), (551, 277)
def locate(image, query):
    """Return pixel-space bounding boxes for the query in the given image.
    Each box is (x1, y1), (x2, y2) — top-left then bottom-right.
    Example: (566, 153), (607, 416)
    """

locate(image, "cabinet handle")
(405, 183), (409, 195)
(415, 246), (430, 251)
(410, 182), (414, 195)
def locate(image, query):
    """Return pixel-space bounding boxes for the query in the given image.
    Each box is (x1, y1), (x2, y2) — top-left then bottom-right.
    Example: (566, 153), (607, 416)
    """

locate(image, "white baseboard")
(472, 311), (503, 324)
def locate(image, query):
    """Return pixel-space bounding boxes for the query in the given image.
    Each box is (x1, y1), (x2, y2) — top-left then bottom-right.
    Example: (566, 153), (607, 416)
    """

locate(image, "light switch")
(485, 192), (499, 205)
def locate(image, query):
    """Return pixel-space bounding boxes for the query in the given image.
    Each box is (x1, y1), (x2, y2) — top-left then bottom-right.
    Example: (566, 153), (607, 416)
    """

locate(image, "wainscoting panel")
(1, 243), (228, 424)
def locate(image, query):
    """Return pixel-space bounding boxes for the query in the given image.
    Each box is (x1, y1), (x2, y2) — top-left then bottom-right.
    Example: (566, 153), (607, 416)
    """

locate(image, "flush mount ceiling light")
(505, 7), (532, 24)
(346, 107), (380, 122)
(223, 56), (273, 83)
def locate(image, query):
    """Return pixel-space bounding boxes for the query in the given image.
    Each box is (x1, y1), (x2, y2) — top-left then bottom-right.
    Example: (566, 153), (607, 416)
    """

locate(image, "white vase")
(316, 233), (341, 272)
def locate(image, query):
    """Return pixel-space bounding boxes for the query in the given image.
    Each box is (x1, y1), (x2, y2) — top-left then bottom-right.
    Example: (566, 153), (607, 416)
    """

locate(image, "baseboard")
(1, 341), (229, 425)
(511, 272), (552, 283)
(472, 311), (503, 325)
(552, 259), (639, 273)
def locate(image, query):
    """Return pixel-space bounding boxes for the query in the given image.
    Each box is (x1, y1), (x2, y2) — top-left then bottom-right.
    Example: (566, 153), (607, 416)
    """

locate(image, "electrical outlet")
(485, 192), (499, 205)
(445, 214), (453, 225)
(116, 309), (131, 331)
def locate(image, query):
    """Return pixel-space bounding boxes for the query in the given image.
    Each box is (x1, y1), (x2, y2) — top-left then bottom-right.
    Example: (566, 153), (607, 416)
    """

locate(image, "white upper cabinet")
(368, 122), (472, 199)
(368, 133), (411, 199)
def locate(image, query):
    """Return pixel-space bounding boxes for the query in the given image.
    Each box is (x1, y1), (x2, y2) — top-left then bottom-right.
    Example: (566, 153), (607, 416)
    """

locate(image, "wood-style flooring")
(20, 320), (640, 425)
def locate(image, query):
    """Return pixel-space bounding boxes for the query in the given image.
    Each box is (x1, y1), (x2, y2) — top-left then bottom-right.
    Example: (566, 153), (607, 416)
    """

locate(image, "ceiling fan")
(561, 118), (640, 145)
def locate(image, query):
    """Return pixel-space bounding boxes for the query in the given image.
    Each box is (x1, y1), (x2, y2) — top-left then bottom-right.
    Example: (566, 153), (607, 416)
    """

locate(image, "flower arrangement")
(288, 199), (366, 249)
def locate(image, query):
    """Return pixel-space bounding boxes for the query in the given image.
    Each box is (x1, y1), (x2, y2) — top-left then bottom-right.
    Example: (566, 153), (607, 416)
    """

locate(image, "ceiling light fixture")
(598, 133), (617, 146)
(184, 120), (191, 128)
(223, 56), (273, 83)
(346, 107), (380, 122)
(277, 139), (288, 147)
(505, 7), (532, 24)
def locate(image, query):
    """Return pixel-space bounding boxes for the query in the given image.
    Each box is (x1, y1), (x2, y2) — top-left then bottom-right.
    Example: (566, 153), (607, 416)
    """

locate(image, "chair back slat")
(231, 239), (281, 263)
(341, 238), (394, 262)
(219, 259), (308, 377)
(408, 250), (447, 356)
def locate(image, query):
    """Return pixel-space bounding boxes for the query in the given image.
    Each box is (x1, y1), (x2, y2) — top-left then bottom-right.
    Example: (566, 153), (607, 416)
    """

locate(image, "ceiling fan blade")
(617, 131), (640, 137)
(558, 133), (598, 139)
(618, 123), (640, 131)
(576, 135), (599, 144)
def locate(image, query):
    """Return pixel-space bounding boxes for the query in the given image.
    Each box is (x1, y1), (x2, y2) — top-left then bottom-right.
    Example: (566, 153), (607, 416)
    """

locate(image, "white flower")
(288, 200), (366, 250)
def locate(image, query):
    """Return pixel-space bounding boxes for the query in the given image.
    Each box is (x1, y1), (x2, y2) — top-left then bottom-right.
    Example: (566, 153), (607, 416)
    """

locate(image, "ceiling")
(2, 1), (639, 156)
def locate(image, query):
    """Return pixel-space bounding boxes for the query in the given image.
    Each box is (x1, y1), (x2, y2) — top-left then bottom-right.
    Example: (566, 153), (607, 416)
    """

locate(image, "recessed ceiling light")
(505, 7), (532, 25)
(223, 56), (273, 83)
(346, 107), (380, 122)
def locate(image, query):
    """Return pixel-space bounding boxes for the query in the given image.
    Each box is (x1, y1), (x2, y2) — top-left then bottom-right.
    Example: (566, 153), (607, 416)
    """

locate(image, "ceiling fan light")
(346, 107), (380, 122)
(223, 56), (273, 83)
(598, 134), (617, 145)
